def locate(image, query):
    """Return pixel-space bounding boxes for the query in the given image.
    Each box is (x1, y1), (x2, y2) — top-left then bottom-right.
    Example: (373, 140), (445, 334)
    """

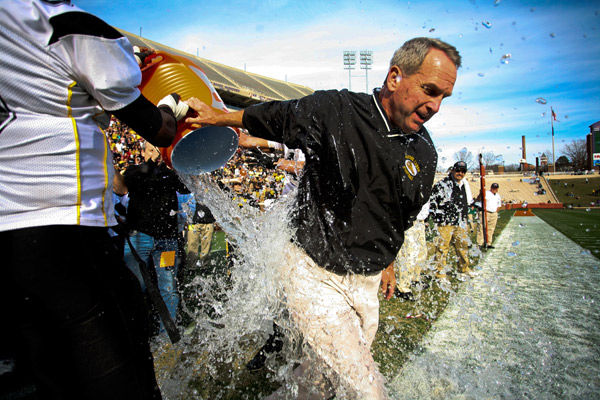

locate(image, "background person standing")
(477, 182), (502, 248)
(430, 161), (475, 281)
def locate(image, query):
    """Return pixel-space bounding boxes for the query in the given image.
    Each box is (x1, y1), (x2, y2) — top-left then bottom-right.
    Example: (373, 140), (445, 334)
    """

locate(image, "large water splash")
(157, 172), (302, 398)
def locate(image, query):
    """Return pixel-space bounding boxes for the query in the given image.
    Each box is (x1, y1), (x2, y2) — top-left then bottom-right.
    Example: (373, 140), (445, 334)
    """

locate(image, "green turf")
(372, 209), (514, 376)
(547, 176), (600, 207)
(209, 230), (227, 252)
(533, 208), (600, 259)
(174, 211), (517, 397)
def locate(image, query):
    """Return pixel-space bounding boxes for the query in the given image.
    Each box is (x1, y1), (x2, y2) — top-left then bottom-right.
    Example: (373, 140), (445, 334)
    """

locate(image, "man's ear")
(386, 66), (403, 90)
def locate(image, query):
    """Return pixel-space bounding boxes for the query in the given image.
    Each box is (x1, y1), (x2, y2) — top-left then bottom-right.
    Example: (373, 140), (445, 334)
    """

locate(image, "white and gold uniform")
(0, 0), (141, 231)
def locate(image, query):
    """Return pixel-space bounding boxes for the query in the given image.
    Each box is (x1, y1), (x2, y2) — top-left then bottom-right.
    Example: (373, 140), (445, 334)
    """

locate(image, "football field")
(533, 208), (600, 258)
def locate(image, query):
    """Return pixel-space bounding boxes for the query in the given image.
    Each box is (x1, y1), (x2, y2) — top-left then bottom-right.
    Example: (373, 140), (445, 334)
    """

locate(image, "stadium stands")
(118, 30), (314, 108)
(434, 173), (558, 205)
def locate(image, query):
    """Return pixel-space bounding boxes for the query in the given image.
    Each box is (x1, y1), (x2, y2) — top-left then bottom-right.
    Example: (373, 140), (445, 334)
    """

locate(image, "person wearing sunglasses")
(429, 160), (475, 282)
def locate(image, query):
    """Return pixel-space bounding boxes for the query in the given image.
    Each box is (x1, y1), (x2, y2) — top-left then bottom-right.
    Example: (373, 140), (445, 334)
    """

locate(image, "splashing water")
(535, 97), (547, 104)
(500, 54), (511, 64)
(482, 21), (492, 29)
(156, 172), (303, 398)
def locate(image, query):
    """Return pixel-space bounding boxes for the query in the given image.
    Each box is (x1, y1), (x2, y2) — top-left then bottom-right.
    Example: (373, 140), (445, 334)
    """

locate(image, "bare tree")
(481, 151), (503, 168)
(561, 139), (587, 170)
(453, 147), (474, 170)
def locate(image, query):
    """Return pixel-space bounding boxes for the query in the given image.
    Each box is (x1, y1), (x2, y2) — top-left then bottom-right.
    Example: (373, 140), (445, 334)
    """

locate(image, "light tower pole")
(360, 50), (373, 93)
(343, 51), (356, 91)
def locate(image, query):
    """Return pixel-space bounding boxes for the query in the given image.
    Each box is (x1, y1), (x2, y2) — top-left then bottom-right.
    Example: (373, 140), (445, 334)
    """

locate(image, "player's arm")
(275, 159), (305, 175)
(185, 97), (244, 128)
(47, 12), (186, 147)
(112, 93), (188, 147)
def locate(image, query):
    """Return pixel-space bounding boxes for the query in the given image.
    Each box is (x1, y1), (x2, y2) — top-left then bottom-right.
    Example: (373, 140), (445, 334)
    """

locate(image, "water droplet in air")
(459, 33), (463, 38)
(512, 241), (520, 247)
(494, 0), (501, 5)
(535, 97), (547, 104)
(429, 28), (435, 32)
(489, 47), (493, 53)
(549, 33), (556, 38)
(500, 54), (511, 64)
(478, 72), (485, 77)
(482, 21), (492, 29)
(507, 251), (517, 257)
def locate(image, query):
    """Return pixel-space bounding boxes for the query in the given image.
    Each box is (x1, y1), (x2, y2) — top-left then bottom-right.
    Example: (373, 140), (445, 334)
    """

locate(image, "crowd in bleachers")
(106, 117), (143, 171)
(107, 118), (287, 205)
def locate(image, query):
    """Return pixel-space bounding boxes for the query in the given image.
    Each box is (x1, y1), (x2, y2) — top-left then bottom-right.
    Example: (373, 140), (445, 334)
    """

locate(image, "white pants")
(270, 244), (389, 400)
(394, 220), (427, 292)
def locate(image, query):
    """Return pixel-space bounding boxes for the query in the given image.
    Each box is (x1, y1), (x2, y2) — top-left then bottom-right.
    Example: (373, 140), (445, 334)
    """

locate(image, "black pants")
(0, 225), (162, 400)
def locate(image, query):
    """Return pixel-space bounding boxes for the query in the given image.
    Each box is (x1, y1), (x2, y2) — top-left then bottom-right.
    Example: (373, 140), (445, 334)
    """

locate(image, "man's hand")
(380, 263), (396, 300)
(185, 97), (245, 129)
(185, 97), (219, 127)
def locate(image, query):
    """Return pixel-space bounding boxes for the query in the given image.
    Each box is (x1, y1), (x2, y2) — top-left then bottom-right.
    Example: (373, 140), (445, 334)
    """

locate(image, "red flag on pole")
(551, 107), (557, 121)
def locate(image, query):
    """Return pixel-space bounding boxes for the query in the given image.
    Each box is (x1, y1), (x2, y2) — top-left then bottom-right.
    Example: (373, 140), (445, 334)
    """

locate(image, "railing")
(540, 175), (560, 203)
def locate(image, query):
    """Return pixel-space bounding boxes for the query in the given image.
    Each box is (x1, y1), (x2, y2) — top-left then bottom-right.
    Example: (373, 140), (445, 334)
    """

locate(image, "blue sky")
(79, 0), (600, 168)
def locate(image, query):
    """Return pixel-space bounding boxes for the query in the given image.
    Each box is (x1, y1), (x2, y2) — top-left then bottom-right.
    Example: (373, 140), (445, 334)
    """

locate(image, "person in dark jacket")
(429, 160), (474, 281)
(118, 142), (190, 323)
(185, 37), (461, 399)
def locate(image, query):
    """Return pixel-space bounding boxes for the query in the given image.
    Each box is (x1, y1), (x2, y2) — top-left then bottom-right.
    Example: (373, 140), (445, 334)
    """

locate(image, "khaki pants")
(477, 211), (498, 246)
(269, 244), (389, 400)
(185, 223), (214, 262)
(394, 221), (427, 292)
(434, 225), (470, 275)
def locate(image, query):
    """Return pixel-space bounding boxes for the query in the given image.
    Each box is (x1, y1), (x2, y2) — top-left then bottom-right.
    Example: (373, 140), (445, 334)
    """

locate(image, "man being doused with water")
(185, 37), (460, 399)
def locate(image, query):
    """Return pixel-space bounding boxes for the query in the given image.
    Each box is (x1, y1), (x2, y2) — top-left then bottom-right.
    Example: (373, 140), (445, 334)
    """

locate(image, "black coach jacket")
(243, 89), (437, 274)
(429, 175), (470, 226)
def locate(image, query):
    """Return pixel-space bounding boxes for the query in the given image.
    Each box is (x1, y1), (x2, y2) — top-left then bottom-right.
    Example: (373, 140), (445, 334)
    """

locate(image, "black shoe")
(246, 350), (267, 371)
(394, 288), (415, 301)
(246, 323), (284, 371)
(487, 245), (495, 249)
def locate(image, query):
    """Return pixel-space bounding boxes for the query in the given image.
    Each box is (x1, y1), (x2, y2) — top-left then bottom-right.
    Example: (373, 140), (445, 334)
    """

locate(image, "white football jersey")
(0, 0), (142, 231)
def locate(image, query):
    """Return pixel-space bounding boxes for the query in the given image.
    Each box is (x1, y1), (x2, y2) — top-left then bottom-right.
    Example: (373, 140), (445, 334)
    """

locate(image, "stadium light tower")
(360, 50), (373, 93)
(343, 51), (356, 91)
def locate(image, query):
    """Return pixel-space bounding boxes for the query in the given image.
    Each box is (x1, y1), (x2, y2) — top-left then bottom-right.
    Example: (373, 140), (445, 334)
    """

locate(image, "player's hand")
(185, 97), (218, 127)
(157, 93), (189, 121)
(132, 46), (155, 67)
(380, 263), (396, 300)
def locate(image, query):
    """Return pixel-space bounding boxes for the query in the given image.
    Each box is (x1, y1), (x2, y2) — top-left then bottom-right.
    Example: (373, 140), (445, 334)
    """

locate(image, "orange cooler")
(138, 51), (230, 167)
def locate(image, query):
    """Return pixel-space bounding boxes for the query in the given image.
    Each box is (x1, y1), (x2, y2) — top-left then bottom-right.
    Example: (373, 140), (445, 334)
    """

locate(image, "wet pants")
(394, 220), (427, 292)
(477, 211), (498, 246)
(0, 225), (161, 400)
(270, 244), (389, 400)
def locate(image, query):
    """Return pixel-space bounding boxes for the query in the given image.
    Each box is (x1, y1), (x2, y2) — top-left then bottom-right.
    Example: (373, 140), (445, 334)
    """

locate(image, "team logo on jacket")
(403, 155), (420, 180)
